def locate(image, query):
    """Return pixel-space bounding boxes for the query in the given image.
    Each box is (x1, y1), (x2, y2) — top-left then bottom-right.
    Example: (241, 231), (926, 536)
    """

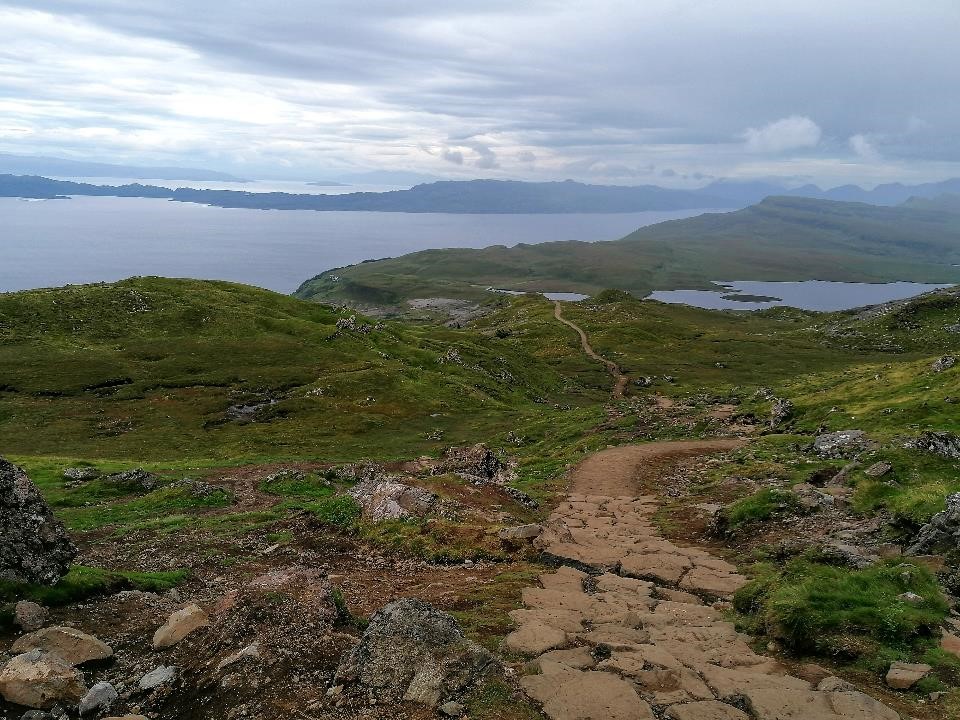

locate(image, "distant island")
(3, 172), (960, 214)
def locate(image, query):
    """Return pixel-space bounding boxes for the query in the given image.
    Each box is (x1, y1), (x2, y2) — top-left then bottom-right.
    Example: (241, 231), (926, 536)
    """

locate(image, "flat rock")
(744, 688), (899, 720)
(885, 661), (930, 690)
(11, 627), (113, 666)
(666, 701), (749, 720)
(505, 621), (568, 655)
(621, 552), (692, 584)
(698, 664), (810, 702)
(0, 650), (87, 709)
(153, 604), (209, 648)
(521, 668), (655, 720)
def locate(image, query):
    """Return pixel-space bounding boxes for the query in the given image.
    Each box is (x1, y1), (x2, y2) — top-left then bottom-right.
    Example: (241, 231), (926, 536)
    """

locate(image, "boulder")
(14, 601), (50, 633)
(910, 431), (960, 460)
(79, 681), (118, 716)
(335, 598), (494, 707)
(932, 355), (957, 373)
(0, 457), (77, 585)
(812, 430), (870, 458)
(348, 479), (437, 521)
(769, 398), (793, 428)
(907, 492), (960, 554)
(103, 468), (161, 493)
(498, 524), (544, 542)
(885, 661), (931, 690)
(0, 650), (87, 709)
(153, 604), (209, 648)
(864, 461), (892, 478)
(62, 467), (99, 482)
(139, 665), (177, 691)
(434, 444), (512, 484)
(11, 627), (113, 666)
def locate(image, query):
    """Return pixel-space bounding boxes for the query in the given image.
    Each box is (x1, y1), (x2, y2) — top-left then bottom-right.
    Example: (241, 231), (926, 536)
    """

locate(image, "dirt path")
(510, 440), (900, 720)
(554, 301), (628, 397)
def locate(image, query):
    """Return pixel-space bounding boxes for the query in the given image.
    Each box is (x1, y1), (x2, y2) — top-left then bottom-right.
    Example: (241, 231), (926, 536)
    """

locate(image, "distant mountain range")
(0, 153), (247, 182)
(4, 172), (960, 214)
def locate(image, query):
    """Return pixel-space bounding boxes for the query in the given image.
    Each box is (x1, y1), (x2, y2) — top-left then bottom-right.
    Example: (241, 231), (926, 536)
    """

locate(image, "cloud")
(849, 133), (881, 161)
(442, 148), (464, 164)
(743, 116), (822, 154)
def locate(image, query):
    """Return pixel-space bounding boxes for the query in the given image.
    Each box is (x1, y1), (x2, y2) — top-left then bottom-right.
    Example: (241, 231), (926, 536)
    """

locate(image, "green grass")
(735, 558), (948, 661)
(56, 484), (231, 532)
(0, 565), (189, 607)
(718, 488), (801, 533)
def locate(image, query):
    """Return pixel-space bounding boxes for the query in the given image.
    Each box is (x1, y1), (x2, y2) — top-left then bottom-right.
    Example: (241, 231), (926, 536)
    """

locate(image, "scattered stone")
(0, 650), (87, 709)
(503, 486), (539, 509)
(909, 431), (960, 459)
(885, 661), (931, 690)
(14, 602), (49, 633)
(139, 665), (177, 691)
(907, 492), (960, 554)
(103, 468), (161, 493)
(11, 627), (113, 666)
(898, 591), (924, 605)
(498, 524), (544, 541)
(215, 642), (260, 674)
(812, 430), (870, 458)
(152, 604), (209, 649)
(864, 461), (892, 477)
(348, 479), (437, 521)
(78, 681), (118, 716)
(0, 457), (78, 585)
(335, 598), (494, 707)
(932, 355), (957, 373)
(61, 467), (99, 482)
(769, 398), (793, 428)
(439, 700), (465, 717)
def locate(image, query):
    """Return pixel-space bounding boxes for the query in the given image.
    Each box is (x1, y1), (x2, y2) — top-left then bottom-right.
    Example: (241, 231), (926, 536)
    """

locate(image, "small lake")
(648, 280), (954, 311)
(0, 196), (718, 294)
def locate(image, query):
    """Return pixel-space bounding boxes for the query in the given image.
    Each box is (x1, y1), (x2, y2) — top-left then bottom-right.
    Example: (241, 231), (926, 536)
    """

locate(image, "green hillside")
(294, 196), (960, 310)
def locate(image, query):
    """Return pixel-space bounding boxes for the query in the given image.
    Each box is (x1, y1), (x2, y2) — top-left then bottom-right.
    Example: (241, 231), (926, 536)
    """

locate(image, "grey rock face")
(435, 444), (512, 484)
(908, 492), (960, 554)
(932, 355), (957, 373)
(139, 666), (177, 691)
(349, 479), (437, 521)
(770, 398), (794, 428)
(910, 431), (960, 460)
(0, 457), (77, 585)
(78, 681), (118, 716)
(103, 468), (160, 493)
(62, 467), (99, 482)
(335, 598), (494, 707)
(812, 430), (869, 458)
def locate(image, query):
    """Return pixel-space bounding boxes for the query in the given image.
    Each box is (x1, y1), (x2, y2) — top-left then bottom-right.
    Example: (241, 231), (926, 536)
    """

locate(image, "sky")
(0, 1), (958, 186)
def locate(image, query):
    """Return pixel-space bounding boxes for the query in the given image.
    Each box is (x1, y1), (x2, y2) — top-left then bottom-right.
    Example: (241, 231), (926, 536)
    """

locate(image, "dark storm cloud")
(1, 1), (958, 184)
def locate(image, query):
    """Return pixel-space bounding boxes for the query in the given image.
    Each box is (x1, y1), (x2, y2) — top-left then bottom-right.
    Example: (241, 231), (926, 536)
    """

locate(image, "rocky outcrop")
(0, 457), (77, 585)
(12, 627), (113, 666)
(909, 431), (960, 460)
(932, 355), (957, 373)
(769, 398), (793, 428)
(812, 430), (870, 458)
(348, 479), (437, 521)
(335, 598), (494, 707)
(62, 467), (100, 482)
(907, 492), (960, 554)
(0, 650), (87, 709)
(103, 468), (161, 493)
(434, 444), (513, 484)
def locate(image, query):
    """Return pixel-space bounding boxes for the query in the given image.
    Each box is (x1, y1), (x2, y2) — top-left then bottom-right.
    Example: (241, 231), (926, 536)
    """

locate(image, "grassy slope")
(294, 196), (960, 307)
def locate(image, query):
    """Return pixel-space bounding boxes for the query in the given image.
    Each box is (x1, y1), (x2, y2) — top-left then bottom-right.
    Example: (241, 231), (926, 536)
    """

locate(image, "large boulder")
(335, 598), (494, 707)
(907, 492), (960, 554)
(909, 431), (960, 460)
(11, 627), (113, 666)
(0, 457), (77, 585)
(0, 650), (87, 709)
(434, 444), (512, 484)
(348, 479), (437, 521)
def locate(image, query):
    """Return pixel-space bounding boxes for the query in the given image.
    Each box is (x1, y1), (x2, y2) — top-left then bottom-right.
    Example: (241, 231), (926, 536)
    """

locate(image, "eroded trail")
(510, 440), (900, 720)
(553, 301), (628, 397)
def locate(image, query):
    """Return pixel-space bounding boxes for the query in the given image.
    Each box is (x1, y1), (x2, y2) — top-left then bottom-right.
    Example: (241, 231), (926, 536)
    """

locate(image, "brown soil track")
(553, 301), (628, 397)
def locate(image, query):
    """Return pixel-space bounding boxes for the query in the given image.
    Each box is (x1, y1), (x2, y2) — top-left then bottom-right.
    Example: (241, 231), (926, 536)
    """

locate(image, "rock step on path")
(511, 442), (900, 720)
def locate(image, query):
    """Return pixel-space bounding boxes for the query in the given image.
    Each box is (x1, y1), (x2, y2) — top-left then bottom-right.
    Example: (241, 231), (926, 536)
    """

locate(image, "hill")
(294, 196), (960, 308)
(0, 153), (246, 182)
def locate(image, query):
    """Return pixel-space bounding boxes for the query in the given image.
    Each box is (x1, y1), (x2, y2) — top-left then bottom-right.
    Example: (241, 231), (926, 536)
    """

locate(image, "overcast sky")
(1, 1), (958, 185)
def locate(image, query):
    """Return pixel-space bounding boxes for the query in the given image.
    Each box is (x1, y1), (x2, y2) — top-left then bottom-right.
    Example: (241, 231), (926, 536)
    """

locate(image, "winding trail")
(510, 440), (901, 720)
(554, 300), (628, 397)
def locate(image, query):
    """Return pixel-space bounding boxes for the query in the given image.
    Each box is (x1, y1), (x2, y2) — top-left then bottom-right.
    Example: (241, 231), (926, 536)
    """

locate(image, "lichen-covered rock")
(62, 467), (99, 482)
(932, 355), (957, 373)
(103, 468), (161, 493)
(907, 492), (960, 554)
(909, 431), (960, 460)
(335, 598), (494, 707)
(770, 398), (794, 428)
(434, 444), (513, 484)
(0, 457), (77, 585)
(0, 650), (87, 709)
(812, 430), (870, 458)
(348, 479), (437, 521)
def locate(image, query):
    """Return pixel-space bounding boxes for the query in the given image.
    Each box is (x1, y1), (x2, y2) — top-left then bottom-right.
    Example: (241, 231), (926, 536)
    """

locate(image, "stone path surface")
(512, 441), (901, 720)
